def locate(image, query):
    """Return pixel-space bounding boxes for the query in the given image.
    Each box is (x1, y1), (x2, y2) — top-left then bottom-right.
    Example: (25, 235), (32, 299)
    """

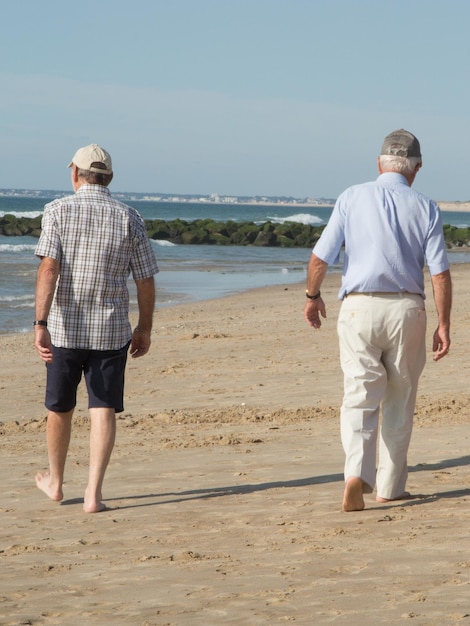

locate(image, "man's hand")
(430, 270), (451, 361)
(304, 298), (327, 329)
(304, 254), (328, 329)
(34, 326), (54, 363)
(432, 325), (450, 361)
(130, 328), (151, 358)
(34, 256), (59, 363)
(133, 276), (155, 358)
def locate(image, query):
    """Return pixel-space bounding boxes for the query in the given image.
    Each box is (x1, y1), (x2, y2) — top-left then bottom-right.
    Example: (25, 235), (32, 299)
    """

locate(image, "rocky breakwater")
(145, 218), (325, 247)
(1, 214), (325, 248)
(2, 214), (468, 249)
(0, 214), (43, 237)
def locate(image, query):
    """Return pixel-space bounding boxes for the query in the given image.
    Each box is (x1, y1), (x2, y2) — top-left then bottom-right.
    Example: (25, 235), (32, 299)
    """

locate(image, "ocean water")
(1, 195), (469, 335)
(0, 196), (334, 334)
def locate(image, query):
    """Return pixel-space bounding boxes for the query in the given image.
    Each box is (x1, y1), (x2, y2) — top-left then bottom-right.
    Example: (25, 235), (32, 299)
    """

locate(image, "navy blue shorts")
(45, 343), (130, 413)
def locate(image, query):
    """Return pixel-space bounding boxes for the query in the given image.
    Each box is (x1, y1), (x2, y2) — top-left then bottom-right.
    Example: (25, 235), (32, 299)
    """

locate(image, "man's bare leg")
(342, 476), (365, 512)
(35, 409), (73, 502)
(84, 407), (116, 513)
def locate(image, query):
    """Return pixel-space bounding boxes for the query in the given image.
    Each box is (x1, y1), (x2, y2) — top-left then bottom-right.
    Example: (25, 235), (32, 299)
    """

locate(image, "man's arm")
(34, 257), (59, 363)
(430, 269), (452, 362)
(130, 276), (155, 358)
(304, 253), (328, 329)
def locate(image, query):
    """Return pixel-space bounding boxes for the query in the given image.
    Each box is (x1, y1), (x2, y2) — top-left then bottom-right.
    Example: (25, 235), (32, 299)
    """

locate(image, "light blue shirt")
(313, 172), (449, 300)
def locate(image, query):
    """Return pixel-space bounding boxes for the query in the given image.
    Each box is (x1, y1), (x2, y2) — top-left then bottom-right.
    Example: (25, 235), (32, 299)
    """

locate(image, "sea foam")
(0, 210), (43, 219)
(267, 213), (323, 226)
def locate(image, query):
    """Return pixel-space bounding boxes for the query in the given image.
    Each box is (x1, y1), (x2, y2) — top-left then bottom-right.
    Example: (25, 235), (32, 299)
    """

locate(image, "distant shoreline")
(0, 188), (469, 212)
(437, 202), (470, 213)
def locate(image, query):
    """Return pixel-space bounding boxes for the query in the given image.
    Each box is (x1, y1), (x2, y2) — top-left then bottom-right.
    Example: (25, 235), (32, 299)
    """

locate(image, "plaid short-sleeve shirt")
(35, 184), (159, 350)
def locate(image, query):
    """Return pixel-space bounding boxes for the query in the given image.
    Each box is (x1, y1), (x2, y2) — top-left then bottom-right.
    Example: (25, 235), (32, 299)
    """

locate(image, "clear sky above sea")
(2, 0), (470, 200)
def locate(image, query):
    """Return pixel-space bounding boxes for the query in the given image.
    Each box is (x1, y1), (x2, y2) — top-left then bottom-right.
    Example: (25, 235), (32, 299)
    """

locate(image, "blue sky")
(1, 0), (470, 200)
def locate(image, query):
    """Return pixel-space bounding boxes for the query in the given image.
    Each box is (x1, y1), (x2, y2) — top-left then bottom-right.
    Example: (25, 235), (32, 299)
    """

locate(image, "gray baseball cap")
(380, 129), (421, 158)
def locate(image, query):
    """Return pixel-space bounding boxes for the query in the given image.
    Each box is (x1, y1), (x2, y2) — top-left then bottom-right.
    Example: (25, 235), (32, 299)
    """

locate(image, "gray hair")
(379, 155), (422, 176)
(77, 163), (113, 187)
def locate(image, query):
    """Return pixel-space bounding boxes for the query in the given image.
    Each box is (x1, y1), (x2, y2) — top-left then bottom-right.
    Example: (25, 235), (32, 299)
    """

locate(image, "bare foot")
(83, 488), (107, 513)
(83, 501), (107, 513)
(376, 491), (411, 503)
(342, 477), (365, 512)
(35, 471), (63, 502)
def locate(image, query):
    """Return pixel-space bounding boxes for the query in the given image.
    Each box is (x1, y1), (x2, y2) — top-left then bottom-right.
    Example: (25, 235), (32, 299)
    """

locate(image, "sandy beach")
(1, 265), (470, 625)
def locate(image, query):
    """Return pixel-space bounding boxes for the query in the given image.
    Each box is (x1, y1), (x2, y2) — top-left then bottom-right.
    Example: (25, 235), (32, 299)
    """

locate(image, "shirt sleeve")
(424, 202), (450, 275)
(34, 205), (62, 262)
(129, 213), (159, 280)
(312, 194), (346, 265)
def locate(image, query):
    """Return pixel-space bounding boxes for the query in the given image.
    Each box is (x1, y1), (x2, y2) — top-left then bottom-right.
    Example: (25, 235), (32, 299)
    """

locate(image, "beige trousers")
(337, 293), (426, 500)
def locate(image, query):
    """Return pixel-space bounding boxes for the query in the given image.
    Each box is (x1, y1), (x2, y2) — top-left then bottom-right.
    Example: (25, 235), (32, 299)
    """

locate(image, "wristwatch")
(305, 290), (321, 301)
(33, 320), (48, 327)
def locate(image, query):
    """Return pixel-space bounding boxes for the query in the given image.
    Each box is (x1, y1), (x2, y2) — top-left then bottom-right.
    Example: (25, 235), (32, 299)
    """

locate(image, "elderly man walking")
(34, 144), (158, 513)
(304, 129), (452, 512)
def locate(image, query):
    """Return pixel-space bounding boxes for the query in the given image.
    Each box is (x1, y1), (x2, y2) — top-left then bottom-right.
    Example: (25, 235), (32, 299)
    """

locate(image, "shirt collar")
(376, 172), (410, 187)
(76, 183), (111, 195)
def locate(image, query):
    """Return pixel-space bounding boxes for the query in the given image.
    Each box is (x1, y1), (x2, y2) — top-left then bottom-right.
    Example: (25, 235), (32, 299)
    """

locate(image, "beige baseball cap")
(68, 144), (113, 174)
